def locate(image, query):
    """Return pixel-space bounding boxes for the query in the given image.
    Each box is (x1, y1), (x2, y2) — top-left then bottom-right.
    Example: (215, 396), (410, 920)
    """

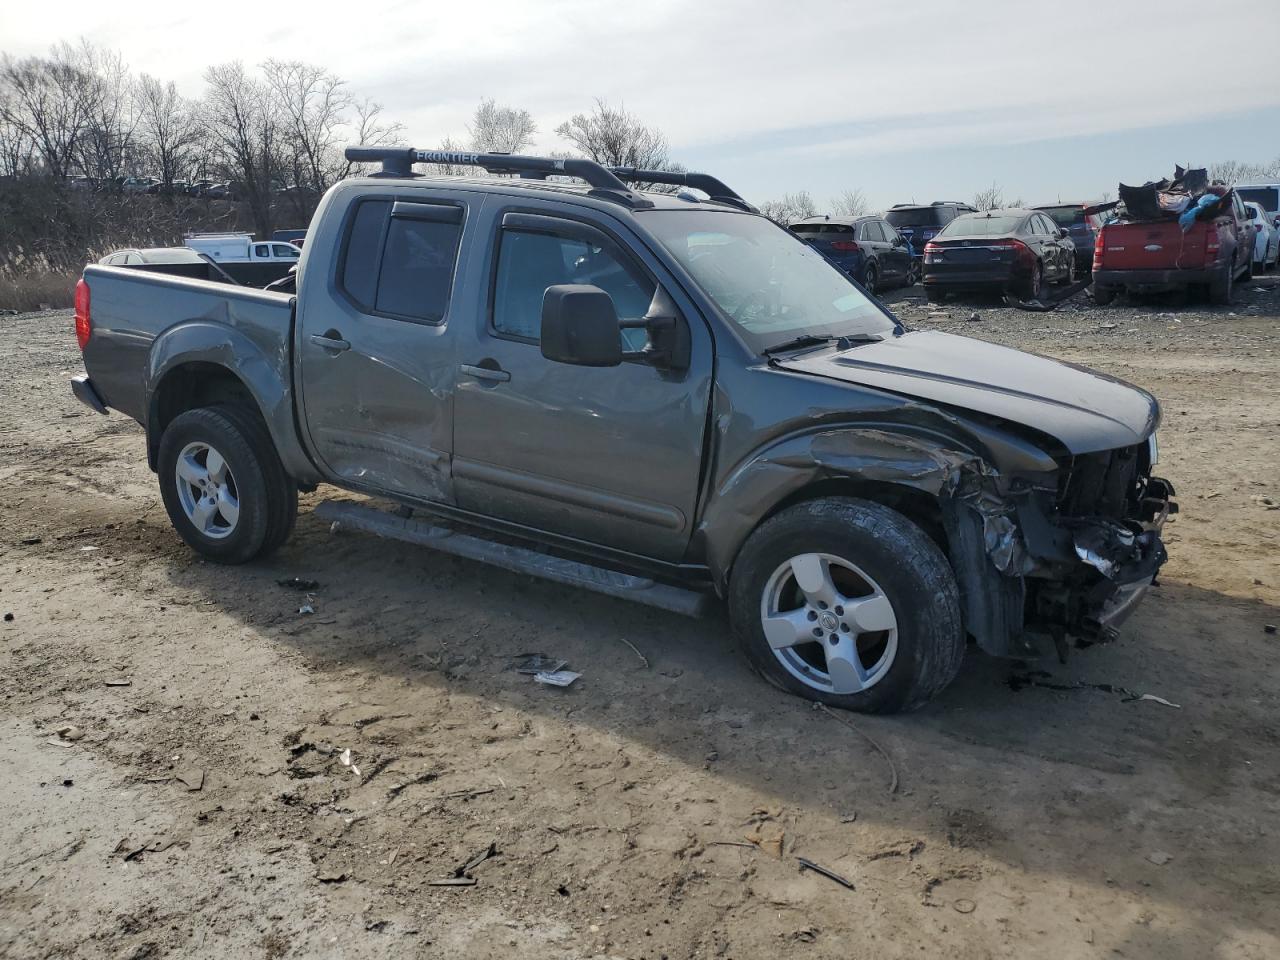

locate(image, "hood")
(776, 330), (1158, 455)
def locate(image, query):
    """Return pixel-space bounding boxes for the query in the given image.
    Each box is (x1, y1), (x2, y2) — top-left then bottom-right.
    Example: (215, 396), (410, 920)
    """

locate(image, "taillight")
(74, 278), (91, 350)
(923, 241), (943, 262)
(987, 238), (1035, 264)
(1205, 229), (1221, 267)
(1093, 232), (1105, 269)
(830, 240), (860, 252)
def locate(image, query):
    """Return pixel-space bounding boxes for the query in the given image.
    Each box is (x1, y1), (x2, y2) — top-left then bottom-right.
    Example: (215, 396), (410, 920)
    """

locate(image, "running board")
(314, 500), (713, 618)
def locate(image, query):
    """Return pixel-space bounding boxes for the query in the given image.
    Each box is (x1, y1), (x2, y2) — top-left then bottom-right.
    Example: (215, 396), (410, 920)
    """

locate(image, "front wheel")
(157, 405), (297, 564)
(729, 498), (965, 714)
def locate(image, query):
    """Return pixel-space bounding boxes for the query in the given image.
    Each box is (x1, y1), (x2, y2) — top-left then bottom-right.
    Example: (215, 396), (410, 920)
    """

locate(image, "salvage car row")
(790, 177), (1280, 304)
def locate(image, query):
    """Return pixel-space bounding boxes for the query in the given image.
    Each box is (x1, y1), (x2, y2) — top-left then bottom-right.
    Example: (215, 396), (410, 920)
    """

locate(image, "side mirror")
(892, 234), (906, 247)
(540, 285), (622, 367)
(1056, 228), (1068, 239)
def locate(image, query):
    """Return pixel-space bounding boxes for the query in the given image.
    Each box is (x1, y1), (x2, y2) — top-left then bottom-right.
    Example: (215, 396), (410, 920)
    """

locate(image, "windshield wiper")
(761, 333), (881, 357)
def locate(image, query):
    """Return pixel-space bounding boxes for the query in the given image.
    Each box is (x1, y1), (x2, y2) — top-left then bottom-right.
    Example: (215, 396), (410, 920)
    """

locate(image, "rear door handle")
(460, 362), (511, 383)
(310, 333), (350, 352)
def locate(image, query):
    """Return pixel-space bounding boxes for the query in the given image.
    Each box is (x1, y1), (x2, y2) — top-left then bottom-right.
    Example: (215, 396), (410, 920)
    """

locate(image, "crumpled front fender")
(697, 426), (1029, 585)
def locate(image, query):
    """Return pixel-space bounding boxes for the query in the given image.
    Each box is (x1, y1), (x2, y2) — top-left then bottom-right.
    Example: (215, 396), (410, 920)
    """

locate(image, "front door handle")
(310, 333), (350, 352)
(460, 362), (511, 383)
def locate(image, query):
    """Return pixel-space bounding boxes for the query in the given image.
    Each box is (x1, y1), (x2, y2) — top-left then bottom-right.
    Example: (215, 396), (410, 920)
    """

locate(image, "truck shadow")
(142, 493), (1280, 943)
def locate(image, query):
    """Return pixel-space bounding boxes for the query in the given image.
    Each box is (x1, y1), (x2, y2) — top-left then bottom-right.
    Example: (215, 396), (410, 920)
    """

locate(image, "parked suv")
(1033, 203), (1105, 272)
(70, 146), (1173, 714)
(789, 215), (915, 292)
(884, 201), (977, 264)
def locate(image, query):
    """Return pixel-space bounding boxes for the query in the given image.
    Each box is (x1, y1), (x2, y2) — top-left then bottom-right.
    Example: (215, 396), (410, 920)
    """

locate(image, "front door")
(297, 190), (473, 502)
(451, 203), (713, 561)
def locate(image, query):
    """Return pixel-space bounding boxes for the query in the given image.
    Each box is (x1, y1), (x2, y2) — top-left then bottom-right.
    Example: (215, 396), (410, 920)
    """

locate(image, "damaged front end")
(1016, 442), (1176, 653)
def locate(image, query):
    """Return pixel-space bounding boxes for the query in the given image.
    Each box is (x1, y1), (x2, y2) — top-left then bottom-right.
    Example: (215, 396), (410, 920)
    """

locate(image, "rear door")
(451, 200), (713, 561)
(297, 189), (473, 502)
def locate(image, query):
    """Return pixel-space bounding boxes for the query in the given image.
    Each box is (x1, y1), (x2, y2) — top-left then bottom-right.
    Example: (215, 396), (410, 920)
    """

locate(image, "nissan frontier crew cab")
(70, 146), (1175, 714)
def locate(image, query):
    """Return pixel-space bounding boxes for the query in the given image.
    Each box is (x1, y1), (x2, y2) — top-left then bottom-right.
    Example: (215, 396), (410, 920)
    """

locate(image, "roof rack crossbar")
(608, 167), (755, 211)
(343, 146), (654, 208)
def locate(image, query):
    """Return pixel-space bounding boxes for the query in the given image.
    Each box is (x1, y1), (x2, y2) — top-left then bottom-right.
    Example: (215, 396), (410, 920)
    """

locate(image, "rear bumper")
(922, 263), (1020, 290)
(71, 374), (109, 415)
(1094, 267), (1219, 292)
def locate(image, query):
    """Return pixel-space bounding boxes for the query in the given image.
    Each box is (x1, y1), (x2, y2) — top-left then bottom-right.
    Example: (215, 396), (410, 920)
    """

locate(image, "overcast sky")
(4, 0), (1279, 208)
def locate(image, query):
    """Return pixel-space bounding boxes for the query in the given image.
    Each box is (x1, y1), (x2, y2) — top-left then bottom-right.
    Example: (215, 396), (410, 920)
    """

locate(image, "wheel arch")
(145, 322), (316, 482)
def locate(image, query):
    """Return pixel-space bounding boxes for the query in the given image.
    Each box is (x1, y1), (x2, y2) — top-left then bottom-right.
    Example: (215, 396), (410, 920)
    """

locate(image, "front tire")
(728, 498), (965, 714)
(157, 406), (296, 564)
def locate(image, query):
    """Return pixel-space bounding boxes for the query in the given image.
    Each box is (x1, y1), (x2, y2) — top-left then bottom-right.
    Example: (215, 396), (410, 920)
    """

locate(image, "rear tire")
(157, 405), (296, 564)
(1022, 261), (1045, 300)
(862, 264), (879, 295)
(1092, 284), (1117, 305)
(1210, 263), (1234, 304)
(925, 287), (945, 304)
(728, 498), (965, 714)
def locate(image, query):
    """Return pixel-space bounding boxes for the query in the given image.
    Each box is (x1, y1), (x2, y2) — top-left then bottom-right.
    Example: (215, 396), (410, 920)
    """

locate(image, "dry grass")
(0, 249), (82, 312)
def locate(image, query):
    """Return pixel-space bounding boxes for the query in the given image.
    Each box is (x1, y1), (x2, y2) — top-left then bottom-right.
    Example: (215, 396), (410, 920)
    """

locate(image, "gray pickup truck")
(71, 146), (1174, 713)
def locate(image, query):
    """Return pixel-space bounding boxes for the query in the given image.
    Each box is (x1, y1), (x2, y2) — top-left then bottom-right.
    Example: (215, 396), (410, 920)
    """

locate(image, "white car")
(1244, 201), (1279, 272)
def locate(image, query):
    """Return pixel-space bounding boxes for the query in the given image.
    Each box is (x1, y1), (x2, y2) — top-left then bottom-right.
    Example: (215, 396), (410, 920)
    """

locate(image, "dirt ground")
(2, 277), (1279, 960)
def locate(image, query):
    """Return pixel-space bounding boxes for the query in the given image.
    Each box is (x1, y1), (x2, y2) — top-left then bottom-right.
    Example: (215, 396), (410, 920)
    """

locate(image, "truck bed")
(79, 264), (295, 425)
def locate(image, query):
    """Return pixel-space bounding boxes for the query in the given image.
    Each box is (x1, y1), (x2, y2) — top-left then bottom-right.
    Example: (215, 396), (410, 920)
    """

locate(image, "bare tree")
(135, 74), (200, 189)
(341, 97), (406, 178)
(70, 41), (136, 181)
(201, 61), (282, 236)
(972, 181), (1004, 211)
(263, 59), (351, 198)
(760, 191), (816, 225)
(0, 49), (95, 179)
(555, 98), (673, 169)
(831, 188), (869, 217)
(469, 98), (535, 154)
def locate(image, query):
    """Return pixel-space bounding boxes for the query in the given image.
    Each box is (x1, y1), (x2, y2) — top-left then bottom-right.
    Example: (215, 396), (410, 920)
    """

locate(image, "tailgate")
(1098, 222), (1207, 270)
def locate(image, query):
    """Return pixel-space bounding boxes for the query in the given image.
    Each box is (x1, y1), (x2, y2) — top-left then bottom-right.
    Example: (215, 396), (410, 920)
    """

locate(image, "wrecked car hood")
(776, 330), (1157, 455)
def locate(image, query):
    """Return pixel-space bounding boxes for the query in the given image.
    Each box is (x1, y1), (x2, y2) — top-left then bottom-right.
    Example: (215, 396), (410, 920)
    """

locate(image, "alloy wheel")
(174, 441), (240, 539)
(759, 552), (899, 695)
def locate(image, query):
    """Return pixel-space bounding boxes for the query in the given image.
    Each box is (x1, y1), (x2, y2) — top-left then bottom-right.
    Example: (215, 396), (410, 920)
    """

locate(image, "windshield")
(885, 207), (946, 228)
(644, 210), (895, 353)
(939, 215), (1025, 237)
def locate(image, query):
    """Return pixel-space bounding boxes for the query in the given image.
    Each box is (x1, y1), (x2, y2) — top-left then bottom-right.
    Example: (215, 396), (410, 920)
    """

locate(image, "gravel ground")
(1, 277), (1278, 959)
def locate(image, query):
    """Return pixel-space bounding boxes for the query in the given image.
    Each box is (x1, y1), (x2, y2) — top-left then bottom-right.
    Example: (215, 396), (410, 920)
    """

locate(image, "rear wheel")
(1092, 284), (1117, 305)
(729, 498), (965, 714)
(907, 260), (922, 286)
(158, 405), (296, 564)
(1210, 262), (1234, 304)
(861, 263), (879, 295)
(925, 287), (945, 304)
(1022, 261), (1045, 300)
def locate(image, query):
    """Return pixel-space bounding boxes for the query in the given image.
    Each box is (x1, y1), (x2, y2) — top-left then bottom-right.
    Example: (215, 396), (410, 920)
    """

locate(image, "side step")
(314, 500), (713, 618)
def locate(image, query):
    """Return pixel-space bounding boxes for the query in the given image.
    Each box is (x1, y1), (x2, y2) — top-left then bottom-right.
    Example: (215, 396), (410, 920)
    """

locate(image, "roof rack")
(607, 167), (754, 211)
(343, 146), (754, 212)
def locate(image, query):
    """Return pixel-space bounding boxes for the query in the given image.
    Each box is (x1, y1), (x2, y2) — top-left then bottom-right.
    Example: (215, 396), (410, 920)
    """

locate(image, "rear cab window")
(337, 197), (464, 324)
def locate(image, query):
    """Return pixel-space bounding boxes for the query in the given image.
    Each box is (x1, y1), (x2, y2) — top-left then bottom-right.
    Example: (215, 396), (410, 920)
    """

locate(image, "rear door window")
(338, 198), (464, 324)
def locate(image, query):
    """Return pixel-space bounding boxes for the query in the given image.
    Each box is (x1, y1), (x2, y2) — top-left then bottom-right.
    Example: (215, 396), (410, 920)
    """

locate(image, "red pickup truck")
(1092, 189), (1254, 305)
